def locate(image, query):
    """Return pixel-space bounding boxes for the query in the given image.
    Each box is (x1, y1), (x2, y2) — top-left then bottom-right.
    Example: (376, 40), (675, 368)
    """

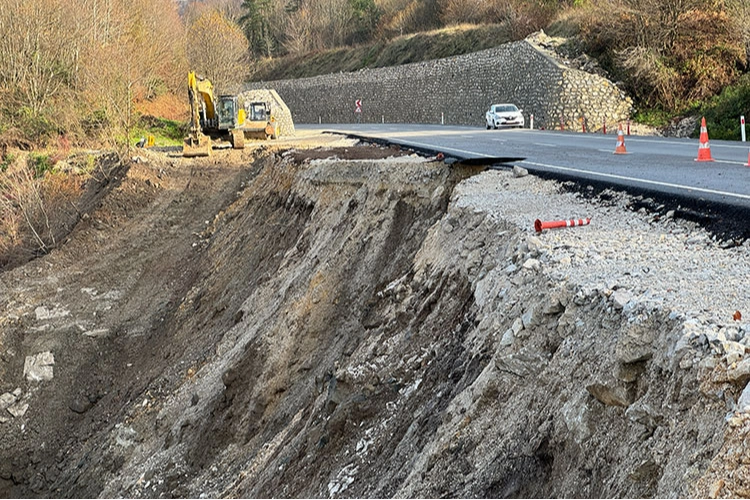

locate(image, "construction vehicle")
(183, 71), (280, 157)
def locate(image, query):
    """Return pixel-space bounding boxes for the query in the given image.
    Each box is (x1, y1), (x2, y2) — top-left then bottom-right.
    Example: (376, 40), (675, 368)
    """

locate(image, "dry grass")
(0, 153), (83, 268)
(250, 23), (514, 81)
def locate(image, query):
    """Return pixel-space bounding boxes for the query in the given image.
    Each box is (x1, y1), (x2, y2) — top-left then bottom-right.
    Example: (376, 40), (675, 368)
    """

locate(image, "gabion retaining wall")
(245, 37), (633, 132)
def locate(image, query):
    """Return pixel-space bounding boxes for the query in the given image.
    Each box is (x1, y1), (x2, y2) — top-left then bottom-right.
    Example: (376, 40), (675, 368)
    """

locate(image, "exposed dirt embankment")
(0, 135), (748, 498)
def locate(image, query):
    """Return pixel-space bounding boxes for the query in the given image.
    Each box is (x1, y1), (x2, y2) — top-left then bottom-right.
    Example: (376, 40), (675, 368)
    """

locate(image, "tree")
(0, 0), (82, 139)
(727, 0), (750, 61)
(239, 0), (277, 57)
(0, 0), (188, 146)
(349, 0), (381, 44)
(82, 0), (188, 153)
(187, 9), (250, 92)
(377, 0), (440, 37)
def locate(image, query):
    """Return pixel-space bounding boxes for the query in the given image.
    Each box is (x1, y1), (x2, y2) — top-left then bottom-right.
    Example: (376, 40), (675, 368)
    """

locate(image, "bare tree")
(0, 0), (82, 130)
(187, 9), (250, 93)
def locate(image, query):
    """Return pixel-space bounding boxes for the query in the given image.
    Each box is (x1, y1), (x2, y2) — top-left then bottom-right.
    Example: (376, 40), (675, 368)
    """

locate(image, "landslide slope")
(0, 135), (748, 498)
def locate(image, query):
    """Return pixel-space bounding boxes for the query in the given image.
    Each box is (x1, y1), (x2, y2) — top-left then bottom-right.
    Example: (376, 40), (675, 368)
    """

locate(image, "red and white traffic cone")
(534, 218), (591, 233)
(745, 149), (750, 167)
(614, 124), (628, 154)
(695, 117), (714, 162)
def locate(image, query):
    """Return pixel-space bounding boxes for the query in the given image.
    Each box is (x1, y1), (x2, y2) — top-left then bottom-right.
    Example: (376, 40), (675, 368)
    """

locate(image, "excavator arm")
(183, 71), (212, 157)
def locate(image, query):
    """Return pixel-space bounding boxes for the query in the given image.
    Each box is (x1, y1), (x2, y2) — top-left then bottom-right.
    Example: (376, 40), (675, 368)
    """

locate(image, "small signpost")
(355, 99), (362, 123)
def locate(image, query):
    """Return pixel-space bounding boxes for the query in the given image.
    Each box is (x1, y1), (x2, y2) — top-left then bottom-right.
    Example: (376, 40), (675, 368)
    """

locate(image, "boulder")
(586, 382), (634, 407)
(23, 352), (55, 382)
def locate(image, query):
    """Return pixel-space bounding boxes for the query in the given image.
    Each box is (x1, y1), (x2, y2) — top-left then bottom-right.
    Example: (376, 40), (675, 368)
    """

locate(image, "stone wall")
(245, 37), (633, 132)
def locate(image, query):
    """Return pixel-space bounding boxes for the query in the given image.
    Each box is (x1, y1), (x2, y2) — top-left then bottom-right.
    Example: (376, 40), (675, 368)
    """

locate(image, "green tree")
(349, 0), (381, 44)
(240, 0), (276, 57)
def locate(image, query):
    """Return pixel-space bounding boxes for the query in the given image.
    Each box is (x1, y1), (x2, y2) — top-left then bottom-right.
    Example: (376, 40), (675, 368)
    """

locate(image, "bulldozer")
(183, 72), (280, 157)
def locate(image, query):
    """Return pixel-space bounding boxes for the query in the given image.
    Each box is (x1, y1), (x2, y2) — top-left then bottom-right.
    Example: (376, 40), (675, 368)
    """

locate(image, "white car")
(485, 104), (525, 129)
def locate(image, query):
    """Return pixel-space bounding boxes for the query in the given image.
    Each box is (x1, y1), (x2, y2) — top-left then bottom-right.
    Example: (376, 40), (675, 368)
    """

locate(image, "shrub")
(0, 153), (15, 173)
(698, 73), (750, 140)
(576, 0), (746, 110)
(30, 154), (54, 178)
(0, 154), (83, 268)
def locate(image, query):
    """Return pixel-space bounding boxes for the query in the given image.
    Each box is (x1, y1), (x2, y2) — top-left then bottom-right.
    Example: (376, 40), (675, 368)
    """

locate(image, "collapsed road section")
(0, 134), (748, 498)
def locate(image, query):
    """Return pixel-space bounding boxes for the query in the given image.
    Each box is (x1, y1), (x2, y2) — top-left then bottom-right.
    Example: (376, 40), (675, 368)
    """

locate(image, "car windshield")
(495, 105), (518, 113)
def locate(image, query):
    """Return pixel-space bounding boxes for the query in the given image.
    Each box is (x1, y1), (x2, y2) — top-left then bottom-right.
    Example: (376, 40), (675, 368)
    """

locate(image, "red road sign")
(355, 99), (362, 113)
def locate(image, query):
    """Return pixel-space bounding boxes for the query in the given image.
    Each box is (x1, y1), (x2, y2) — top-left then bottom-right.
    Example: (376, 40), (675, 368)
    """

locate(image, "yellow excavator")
(183, 71), (279, 157)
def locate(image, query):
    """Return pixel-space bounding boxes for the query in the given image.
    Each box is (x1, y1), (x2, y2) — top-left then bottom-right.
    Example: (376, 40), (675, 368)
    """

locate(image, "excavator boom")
(183, 71), (212, 157)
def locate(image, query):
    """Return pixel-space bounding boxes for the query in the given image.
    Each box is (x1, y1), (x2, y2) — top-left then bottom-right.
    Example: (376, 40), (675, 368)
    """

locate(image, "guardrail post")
(742, 115), (746, 142)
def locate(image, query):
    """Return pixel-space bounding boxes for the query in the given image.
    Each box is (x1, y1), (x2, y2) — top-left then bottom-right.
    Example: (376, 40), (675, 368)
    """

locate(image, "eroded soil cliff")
(0, 133), (748, 498)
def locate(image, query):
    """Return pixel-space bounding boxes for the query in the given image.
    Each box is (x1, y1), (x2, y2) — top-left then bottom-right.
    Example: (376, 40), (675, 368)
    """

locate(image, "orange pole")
(534, 218), (591, 233)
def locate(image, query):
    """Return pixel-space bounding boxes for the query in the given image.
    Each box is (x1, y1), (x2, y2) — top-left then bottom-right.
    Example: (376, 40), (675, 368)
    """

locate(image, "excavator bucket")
(182, 132), (212, 157)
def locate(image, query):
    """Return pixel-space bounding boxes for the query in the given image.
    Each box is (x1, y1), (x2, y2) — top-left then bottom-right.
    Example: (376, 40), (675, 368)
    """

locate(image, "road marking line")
(520, 160), (750, 201)
(386, 139), (496, 158)
(533, 143), (556, 147)
(525, 131), (750, 151)
(713, 159), (750, 166)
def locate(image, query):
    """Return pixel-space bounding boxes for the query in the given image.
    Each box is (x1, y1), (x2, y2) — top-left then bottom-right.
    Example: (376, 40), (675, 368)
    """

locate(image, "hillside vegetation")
(250, 24), (514, 81)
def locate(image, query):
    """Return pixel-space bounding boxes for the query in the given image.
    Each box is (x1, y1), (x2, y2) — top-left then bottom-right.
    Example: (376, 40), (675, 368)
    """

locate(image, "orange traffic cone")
(614, 124), (628, 154)
(695, 117), (714, 162)
(745, 149), (750, 167)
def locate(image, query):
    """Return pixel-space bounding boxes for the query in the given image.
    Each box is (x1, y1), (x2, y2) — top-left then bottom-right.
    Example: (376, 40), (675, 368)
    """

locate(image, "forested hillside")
(0, 0), (749, 150)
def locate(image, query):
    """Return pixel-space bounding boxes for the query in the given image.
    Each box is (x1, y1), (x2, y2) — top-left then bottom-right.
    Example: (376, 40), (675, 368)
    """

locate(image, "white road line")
(522, 131), (750, 150)
(520, 160), (750, 201)
(388, 139), (495, 158)
(533, 143), (556, 147)
(712, 159), (749, 166)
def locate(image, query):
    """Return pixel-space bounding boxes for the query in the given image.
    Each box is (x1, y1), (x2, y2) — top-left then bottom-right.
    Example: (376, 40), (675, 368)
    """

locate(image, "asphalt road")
(299, 123), (750, 211)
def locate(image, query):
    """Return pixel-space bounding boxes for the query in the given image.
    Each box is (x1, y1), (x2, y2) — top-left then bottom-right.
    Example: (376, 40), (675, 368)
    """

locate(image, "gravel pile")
(455, 169), (750, 366)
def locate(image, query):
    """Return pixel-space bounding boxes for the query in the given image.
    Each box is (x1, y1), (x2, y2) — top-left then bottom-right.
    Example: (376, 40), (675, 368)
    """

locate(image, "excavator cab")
(217, 96), (241, 130)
